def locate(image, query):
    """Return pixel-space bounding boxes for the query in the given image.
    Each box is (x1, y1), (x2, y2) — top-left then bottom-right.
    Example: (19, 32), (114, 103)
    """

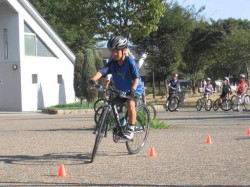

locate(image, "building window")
(32, 74), (38, 84)
(57, 74), (63, 84)
(3, 29), (8, 59)
(25, 34), (36, 56)
(24, 22), (56, 57)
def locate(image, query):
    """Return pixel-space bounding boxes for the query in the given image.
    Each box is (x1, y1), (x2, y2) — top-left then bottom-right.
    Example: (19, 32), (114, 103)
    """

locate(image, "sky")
(174, 0), (250, 21)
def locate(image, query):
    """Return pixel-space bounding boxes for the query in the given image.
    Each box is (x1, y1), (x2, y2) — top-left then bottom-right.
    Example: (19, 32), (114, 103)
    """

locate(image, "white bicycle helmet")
(107, 36), (128, 50)
(224, 77), (229, 82)
(240, 74), (246, 78)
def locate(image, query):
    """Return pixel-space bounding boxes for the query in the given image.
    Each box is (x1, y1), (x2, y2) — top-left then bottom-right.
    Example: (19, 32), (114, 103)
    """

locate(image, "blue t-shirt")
(98, 56), (143, 95)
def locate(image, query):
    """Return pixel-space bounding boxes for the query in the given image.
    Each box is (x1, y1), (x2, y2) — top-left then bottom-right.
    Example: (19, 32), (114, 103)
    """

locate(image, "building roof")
(1, 0), (75, 63)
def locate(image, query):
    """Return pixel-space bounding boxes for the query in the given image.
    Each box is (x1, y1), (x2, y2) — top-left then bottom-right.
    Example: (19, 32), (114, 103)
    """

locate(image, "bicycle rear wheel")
(126, 104), (150, 154)
(91, 107), (108, 163)
(147, 104), (156, 119)
(243, 95), (250, 111)
(196, 99), (203, 111)
(231, 95), (238, 111)
(221, 99), (232, 111)
(205, 99), (212, 111)
(168, 96), (179, 112)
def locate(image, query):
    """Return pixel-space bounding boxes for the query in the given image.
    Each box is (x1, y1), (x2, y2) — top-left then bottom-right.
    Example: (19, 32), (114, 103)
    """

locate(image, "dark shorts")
(116, 93), (140, 104)
(220, 93), (228, 99)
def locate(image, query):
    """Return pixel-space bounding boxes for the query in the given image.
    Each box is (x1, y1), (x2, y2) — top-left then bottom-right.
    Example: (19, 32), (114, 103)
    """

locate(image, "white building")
(0, 0), (75, 111)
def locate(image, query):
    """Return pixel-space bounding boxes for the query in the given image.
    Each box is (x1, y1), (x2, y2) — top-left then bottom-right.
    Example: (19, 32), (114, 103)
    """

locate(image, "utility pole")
(152, 64), (155, 99)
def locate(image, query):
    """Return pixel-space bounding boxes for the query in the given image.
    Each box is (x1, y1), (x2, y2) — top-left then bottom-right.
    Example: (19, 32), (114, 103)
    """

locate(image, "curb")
(42, 104), (196, 115)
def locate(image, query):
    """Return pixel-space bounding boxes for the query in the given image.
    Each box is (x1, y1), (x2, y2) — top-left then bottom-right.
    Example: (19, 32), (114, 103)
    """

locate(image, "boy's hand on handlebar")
(89, 79), (97, 86)
(126, 88), (135, 97)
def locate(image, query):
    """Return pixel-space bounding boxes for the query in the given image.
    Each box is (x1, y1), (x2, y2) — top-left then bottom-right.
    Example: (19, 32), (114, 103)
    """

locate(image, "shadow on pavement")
(28, 127), (93, 132)
(0, 152), (92, 165)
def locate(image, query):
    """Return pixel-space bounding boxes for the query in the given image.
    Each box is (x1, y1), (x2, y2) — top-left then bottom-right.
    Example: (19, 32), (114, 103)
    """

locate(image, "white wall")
(19, 2), (75, 111)
(0, 2), (22, 111)
(0, 1), (75, 111)
(21, 57), (75, 111)
(17, 2), (75, 111)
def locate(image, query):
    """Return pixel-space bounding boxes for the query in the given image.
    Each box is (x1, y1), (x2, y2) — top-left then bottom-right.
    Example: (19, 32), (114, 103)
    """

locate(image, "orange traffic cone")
(206, 135), (212, 144)
(149, 146), (156, 157)
(247, 128), (250, 135)
(58, 164), (66, 177)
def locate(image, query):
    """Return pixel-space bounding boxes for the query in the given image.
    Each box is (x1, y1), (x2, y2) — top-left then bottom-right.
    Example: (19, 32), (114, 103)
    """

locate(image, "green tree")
(82, 49), (97, 105)
(181, 23), (225, 93)
(209, 19), (250, 83)
(92, 0), (166, 41)
(29, 0), (99, 53)
(74, 52), (84, 103)
(135, 3), (196, 82)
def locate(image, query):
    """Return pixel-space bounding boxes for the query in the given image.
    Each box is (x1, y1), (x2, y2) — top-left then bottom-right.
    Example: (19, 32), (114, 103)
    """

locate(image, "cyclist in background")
(204, 78), (214, 98)
(166, 74), (180, 111)
(89, 36), (143, 140)
(235, 74), (248, 112)
(218, 77), (231, 105)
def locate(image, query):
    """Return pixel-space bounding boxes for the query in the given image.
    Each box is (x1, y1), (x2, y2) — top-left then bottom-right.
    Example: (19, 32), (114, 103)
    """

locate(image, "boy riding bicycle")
(235, 74), (248, 112)
(89, 36), (143, 140)
(166, 74), (180, 111)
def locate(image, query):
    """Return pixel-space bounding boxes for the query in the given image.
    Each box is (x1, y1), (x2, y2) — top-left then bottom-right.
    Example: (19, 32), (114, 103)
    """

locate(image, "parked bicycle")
(196, 93), (213, 111)
(231, 93), (250, 111)
(91, 85), (150, 163)
(213, 94), (233, 111)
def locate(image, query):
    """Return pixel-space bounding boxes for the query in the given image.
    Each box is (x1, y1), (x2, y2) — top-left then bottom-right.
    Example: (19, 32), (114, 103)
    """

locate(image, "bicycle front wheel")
(244, 95), (250, 111)
(213, 99), (219, 111)
(91, 107), (109, 163)
(168, 96), (179, 112)
(205, 99), (212, 111)
(126, 104), (150, 154)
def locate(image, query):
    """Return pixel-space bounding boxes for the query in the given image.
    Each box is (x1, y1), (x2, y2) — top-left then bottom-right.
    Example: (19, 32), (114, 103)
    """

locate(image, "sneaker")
(243, 108), (247, 112)
(123, 126), (135, 140)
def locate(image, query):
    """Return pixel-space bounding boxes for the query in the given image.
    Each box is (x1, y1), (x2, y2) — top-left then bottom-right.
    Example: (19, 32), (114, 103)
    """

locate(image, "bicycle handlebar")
(94, 84), (133, 100)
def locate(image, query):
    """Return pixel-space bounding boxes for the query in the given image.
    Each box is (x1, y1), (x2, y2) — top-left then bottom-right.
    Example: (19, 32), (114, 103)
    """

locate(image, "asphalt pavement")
(0, 107), (250, 186)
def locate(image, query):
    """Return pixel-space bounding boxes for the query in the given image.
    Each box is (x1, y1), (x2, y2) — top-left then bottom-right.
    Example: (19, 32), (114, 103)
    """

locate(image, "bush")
(150, 118), (170, 129)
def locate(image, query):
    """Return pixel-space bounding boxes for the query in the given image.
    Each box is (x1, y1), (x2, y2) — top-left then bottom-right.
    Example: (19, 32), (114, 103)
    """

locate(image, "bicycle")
(164, 92), (182, 112)
(231, 93), (250, 111)
(196, 93), (213, 111)
(91, 85), (150, 163)
(213, 94), (233, 111)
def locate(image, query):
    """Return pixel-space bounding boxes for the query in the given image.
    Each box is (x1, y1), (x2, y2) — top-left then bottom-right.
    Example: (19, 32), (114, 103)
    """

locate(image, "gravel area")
(0, 108), (250, 186)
